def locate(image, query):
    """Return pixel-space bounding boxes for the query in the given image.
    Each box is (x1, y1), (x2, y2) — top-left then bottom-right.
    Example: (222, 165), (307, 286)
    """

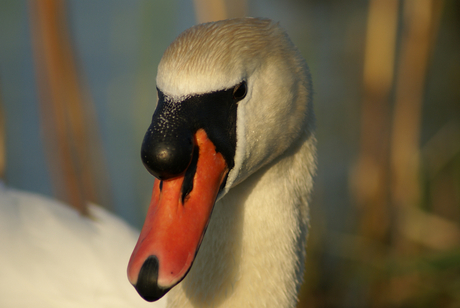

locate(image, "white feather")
(0, 183), (166, 308)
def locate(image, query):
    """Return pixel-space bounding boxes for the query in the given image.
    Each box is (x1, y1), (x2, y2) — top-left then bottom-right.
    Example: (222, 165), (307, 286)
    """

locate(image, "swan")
(128, 17), (316, 308)
(0, 17), (315, 308)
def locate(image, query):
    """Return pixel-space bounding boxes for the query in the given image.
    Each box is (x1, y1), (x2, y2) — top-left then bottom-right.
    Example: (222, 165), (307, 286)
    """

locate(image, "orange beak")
(127, 129), (228, 301)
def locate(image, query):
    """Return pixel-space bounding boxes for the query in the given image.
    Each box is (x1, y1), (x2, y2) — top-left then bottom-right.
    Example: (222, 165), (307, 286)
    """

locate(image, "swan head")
(127, 17), (312, 302)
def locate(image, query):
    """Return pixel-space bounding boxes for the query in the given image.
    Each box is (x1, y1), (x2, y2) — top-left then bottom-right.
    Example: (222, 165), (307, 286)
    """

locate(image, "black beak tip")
(134, 256), (170, 302)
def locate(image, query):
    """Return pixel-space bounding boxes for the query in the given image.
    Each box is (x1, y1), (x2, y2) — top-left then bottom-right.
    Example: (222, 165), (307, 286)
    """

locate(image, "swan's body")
(0, 183), (166, 308)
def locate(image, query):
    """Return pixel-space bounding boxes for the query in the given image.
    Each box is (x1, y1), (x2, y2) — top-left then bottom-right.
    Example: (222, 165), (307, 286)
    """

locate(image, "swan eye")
(233, 81), (247, 101)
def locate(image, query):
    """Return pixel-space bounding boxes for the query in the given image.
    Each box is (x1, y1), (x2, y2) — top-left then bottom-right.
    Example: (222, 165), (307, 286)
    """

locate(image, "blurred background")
(0, 0), (459, 307)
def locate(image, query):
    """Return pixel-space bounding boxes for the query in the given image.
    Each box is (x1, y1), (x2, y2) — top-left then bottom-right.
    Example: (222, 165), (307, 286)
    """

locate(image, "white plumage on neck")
(168, 130), (315, 308)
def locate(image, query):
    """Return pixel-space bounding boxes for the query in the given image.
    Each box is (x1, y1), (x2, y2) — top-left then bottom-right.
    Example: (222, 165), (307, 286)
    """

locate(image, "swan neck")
(167, 132), (315, 308)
